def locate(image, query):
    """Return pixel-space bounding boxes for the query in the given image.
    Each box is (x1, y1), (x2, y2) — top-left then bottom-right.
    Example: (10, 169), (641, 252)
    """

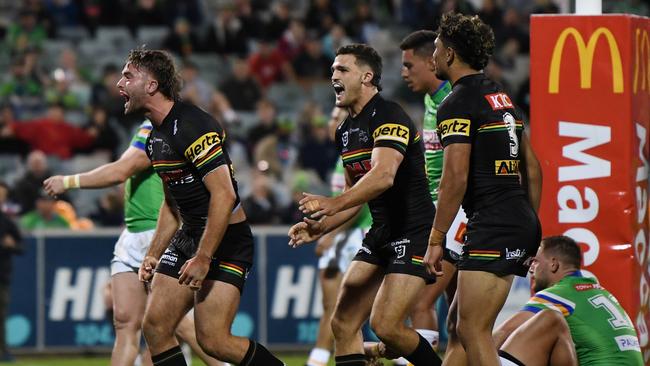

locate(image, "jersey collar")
(351, 93), (382, 122)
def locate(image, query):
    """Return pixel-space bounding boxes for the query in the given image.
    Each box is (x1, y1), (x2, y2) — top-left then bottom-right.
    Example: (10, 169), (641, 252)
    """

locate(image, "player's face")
(401, 49), (432, 93)
(432, 37), (450, 81)
(331, 54), (365, 108)
(116, 62), (149, 115)
(530, 245), (552, 292)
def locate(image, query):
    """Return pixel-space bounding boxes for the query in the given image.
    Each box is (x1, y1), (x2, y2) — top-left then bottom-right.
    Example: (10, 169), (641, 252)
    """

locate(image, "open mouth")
(332, 82), (345, 96)
(120, 91), (130, 107)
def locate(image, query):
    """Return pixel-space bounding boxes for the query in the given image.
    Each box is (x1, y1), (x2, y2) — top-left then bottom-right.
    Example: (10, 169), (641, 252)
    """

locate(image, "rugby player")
(289, 44), (442, 366)
(117, 49), (283, 366)
(423, 13), (542, 366)
(494, 236), (642, 366)
(43, 121), (223, 366)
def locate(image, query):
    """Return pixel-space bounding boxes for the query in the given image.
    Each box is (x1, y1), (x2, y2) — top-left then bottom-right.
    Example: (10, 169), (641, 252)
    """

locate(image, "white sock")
(181, 343), (192, 366)
(415, 328), (439, 347)
(307, 347), (331, 366)
(393, 357), (408, 365)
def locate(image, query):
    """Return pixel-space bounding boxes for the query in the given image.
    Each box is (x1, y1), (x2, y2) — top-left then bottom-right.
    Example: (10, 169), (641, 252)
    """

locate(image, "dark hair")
(400, 30), (437, 58)
(437, 13), (495, 71)
(126, 49), (182, 101)
(542, 236), (582, 269)
(336, 44), (383, 91)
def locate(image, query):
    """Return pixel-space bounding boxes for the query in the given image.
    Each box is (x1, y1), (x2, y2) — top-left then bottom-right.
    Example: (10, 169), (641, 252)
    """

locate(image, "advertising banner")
(531, 14), (650, 363)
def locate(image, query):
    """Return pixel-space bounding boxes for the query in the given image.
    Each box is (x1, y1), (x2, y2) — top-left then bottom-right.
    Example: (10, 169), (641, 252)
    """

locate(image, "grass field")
(0, 353), (395, 365)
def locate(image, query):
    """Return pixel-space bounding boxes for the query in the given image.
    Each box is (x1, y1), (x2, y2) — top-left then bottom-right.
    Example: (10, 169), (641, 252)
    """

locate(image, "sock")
(181, 343), (192, 366)
(307, 347), (331, 366)
(393, 357), (408, 365)
(405, 334), (442, 366)
(240, 340), (285, 366)
(151, 346), (187, 366)
(415, 329), (439, 349)
(335, 353), (367, 365)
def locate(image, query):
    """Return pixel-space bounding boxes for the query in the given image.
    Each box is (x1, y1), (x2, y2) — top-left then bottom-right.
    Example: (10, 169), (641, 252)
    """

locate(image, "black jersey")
(146, 101), (240, 228)
(437, 73), (527, 215)
(336, 94), (434, 239)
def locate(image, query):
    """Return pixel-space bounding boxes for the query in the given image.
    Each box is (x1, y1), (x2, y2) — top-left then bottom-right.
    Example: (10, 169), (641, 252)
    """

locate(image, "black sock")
(335, 353), (367, 366)
(240, 340), (285, 366)
(405, 334), (442, 366)
(151, 345), (187, 366)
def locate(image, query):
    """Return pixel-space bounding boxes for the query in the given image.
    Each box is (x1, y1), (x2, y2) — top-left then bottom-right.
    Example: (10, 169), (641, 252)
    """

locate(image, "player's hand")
(139, 255), (158, 282)
(43, 176), (66, 196)
(315, 233), (334, 257)
(178, 253), (211, 291)
(288, 218), (326, 248)
(299, 193), (341, 218)
(424, 244), (444, 277)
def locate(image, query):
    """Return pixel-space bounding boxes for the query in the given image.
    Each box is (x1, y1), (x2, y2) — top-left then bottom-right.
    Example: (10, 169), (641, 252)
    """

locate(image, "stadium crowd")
(0, 0), (645, 230)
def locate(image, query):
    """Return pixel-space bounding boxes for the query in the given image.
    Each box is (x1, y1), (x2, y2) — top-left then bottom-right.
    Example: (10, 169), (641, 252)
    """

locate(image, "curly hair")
(336, 44), (383, 91)
(437, 13), (495, 71)
(126, 48), (182, 101)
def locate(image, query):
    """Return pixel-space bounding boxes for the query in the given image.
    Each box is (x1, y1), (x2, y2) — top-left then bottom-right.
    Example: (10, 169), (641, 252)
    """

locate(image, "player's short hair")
(336, 44), (383, 91)
(127, 49), (182, 101)
(437, 13), (495, 71)
(541, 235), (582, 269)
(400, 30), (437, 58)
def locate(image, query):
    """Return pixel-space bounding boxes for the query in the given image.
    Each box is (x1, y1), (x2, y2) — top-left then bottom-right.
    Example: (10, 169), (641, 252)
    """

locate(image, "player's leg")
(455, 270), (513, 366)
(142, 272), (195, 366)
(331, 260), (384, 365)
(499, 310), (577, 366)
(441, 293), (465, 366)
(174, 312), (225, 366)
(308, 268), (342, 366)
(110, 270), (148, 366)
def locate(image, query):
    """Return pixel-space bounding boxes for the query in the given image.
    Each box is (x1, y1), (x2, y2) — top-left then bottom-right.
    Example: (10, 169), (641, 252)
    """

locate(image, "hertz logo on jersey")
(438, 119), (471, 138)
(184, 132), (221, 162)
(373, 123), (410, 145)
(495, 160), (520, 175)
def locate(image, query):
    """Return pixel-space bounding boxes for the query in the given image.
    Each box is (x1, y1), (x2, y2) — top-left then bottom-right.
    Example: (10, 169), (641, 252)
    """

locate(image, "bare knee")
(196, 326), (232, 360)
(369, 312), (401, 344)
(142, 311), (173, 345)
(113, 306), (141, 332)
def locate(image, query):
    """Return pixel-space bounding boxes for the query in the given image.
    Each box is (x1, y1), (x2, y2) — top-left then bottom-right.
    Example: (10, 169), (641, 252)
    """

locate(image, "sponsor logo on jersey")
(342, 131), (349, 146)
(495, 160), (520, 175)
(615, 335), (641, 352)
(184, 132), (221, 162)
(574, 283), (603, 291)
(438, 119), (470, 138)
(372, 123), (410, 145)
(485, 92), (513, 110)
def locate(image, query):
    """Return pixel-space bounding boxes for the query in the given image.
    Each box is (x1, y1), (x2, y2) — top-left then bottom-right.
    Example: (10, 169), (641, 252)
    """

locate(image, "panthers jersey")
(146, 101), (240, 229)
(437, 73), (527, 215)
(335, 94), (434, 239)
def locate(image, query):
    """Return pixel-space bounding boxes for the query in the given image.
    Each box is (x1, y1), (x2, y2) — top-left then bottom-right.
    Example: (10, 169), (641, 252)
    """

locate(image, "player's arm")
(139, 187), (180, 282)
(432, 143), (470, 234)
(520, 131), (542, 212)
(492, 310), (535, 348)
(43, 146), (150, 195)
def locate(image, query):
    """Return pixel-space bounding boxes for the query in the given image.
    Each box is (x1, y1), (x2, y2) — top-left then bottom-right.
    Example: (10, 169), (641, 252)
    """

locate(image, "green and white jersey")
(124, 120), (164, 233)
(523, 272), (643, 365)
(423, 81), (452, 201)
(331, 159), (372, 230)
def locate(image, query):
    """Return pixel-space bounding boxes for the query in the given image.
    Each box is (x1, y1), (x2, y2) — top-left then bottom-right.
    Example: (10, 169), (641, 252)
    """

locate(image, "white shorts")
(110, 229), (155, 276)
(318, 227), (365, 273)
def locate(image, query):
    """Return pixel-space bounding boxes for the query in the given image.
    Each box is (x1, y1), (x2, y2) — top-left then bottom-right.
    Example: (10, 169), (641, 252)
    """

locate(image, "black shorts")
(353, 225), (436, 284)
(156, 221), (254, 292)
(458, 196), (541, 277)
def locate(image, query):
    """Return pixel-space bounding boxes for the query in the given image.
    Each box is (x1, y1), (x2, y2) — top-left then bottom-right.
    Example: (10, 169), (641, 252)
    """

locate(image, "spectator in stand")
(305, 0), (340, 36)
(19, 190), (70, 230)
(163, 0), (203, 28)
(23, 0), (57, 38)
(344, 1), (379, 43)
(126, 0), (166, 35)
(162, 17), (201, 58)
(10, 150), (58, 214)
(76, 105), (120, 160)
(7, 103), (96, 159)
(247, 99), (278, 159)
(242, 170), (279, 224)
(0, 181), (23, 363)
(292, 33), (333, 85)
(0, 104), (29, 156)
(254, 117), (297, 180)
(265, 1), (291, 40)
(0, 55), (44, 116)
(236, 0), (264, 41)
(90, 186), (124, 227)
(219, 57), (262, 111)
(180, 60), (215, 111)
(498, 8), (529, 55)
(479, 0), (503, 37)
(298, 114), (337, 182)
(202, 2), (248, 56)
(4, 9), (47, 55)
(91, 64), (136, 128)
(45, 0), (82, 28)
(322, 24), (352, 60)
(248, 37), (294, 88)
(278, 19), (306, 62)
(530, 0), (560, 14)
(399, 0), (436, 31)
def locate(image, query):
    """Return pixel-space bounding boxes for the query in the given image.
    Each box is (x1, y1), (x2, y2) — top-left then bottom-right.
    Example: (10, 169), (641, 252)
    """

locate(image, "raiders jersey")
(437, 73), (527, 215)
(336, 94), (434, 239)
(146, 101), (240, 228)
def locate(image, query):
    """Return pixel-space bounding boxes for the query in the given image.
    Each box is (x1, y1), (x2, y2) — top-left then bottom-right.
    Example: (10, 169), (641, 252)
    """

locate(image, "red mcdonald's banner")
(531, 14), (650, 363)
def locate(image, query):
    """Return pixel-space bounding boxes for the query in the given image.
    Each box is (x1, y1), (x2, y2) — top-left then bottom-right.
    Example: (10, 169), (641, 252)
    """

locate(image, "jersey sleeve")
(437, 96), (474, 147)
(370, 103), (415, 155)
(130, 120), (153, 151)
(522, 288), (576, 317)
(174, 114), (228, 180)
